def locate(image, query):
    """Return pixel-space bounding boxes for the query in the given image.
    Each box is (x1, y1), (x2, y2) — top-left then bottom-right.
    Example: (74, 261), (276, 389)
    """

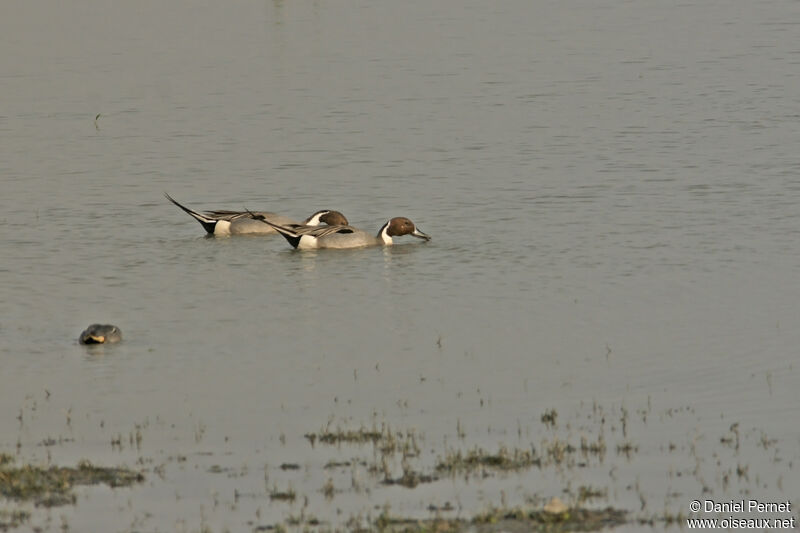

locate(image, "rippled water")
(2, 0), (799, 531)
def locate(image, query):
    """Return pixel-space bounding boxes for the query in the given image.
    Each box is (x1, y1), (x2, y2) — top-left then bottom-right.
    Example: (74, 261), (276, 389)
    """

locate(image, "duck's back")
(229, 213), (295, 235)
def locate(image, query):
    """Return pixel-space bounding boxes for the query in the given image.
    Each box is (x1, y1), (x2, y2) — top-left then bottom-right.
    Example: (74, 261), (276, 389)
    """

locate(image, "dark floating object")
(79, 324), (122, 345)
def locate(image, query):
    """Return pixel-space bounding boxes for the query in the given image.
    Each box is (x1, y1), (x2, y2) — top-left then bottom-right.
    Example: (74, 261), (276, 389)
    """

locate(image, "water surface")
(1, 0), (798, 531)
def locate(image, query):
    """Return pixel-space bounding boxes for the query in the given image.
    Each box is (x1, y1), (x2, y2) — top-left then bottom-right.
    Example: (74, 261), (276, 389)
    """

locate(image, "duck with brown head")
(250, 215), (431, 250)
(165, 193), (348, 236)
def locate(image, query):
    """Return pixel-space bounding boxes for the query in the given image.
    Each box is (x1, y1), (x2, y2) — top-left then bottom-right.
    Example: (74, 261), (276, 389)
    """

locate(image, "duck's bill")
(81, 335), (105, 344)
(412, 228), (431, 241)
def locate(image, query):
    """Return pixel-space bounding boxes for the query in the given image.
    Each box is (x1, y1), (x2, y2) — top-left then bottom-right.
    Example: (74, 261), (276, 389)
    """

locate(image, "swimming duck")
(251, 214), (430, 249)
(79, 324), (122, 345)
(165, 193), (348, 236)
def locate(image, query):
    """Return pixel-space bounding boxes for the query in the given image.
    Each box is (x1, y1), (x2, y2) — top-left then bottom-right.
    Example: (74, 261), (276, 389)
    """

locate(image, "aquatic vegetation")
(305, 423), (421, 457)
(371, 502), (628, 533)
(381, 466), (437, 489)
(540, 408), (558, 428)
(436, 445), (540, 474)
(616, 440), (638, 458)
(322, 477), (335, 500)
(305, 425), (384, 447)
(579, 434), (607, 458)
(472, 504), (627, 532)
(577, 485), (608, 503)
(0, 458), (143, 507)
(0, 508), (30, 530)
(268, 484), (296, 502)
(2, 397), (790, 531)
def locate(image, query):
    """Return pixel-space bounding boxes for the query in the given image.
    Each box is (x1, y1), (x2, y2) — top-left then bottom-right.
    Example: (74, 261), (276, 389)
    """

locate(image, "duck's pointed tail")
(246, 210), (303, 248)
(164, 193), (218, 234)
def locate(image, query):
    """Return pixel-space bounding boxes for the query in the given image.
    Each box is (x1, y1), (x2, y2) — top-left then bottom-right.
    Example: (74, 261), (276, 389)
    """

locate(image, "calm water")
(2, 0), (799, 531)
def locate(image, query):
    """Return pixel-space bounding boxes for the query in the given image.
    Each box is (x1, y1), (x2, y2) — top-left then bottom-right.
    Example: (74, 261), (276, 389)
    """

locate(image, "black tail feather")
(282, 234), (302, 249)
(164, 193), (218, 234)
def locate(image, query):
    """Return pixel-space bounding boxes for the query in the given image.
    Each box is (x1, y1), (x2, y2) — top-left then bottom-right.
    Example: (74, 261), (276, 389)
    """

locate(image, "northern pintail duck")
(165, 193), (348, 236)
(79, 324), (122, 345)
(250, 214), (431, 249)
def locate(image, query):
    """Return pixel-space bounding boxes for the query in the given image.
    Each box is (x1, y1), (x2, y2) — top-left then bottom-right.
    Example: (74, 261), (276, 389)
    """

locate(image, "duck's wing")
(291, 224), (356, 237)
(203, 209), (246, 220)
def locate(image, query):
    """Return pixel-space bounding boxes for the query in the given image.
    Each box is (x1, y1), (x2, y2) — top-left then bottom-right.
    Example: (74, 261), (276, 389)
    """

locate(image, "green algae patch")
(0, 459), (144, 507)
